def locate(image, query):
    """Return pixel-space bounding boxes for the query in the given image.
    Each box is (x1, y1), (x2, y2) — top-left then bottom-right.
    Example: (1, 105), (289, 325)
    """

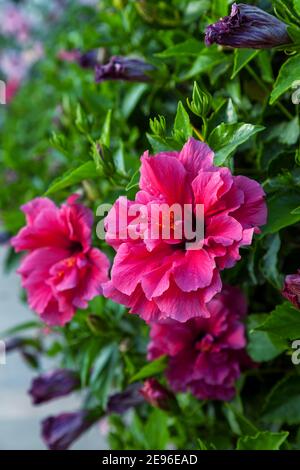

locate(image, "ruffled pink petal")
(205, 215), (243, 246)
(172, 249), (215, 292)
(155, 281), (211, 322)
(178, 137), (214, 179)
(21, 198), (57, 225)
(11, 208), (70, 252)
(231, 175), (267, 229)
(111, 243), (172, 296)
(140, 153), (191, 205)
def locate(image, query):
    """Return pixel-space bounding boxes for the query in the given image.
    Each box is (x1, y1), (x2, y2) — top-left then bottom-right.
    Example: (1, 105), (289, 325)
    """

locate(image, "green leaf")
(263, 376), (300, 424)
(144, 409), (169, 450)
(156, 39), (203, 58)
(224, 403), (259, 436)
(270, 54), (300, 104)
(130, 355), (168, 382)
(180, 49), (225, 80)
(256, 51), (274, 83)
(122, 84), (148, 119)
(279, 116), (300, 145)
(231, 49), (259, 79)
(45, 161), (98, 196)
(262, 192), (300, 234)
(125, 168), (140, 191)
(91, 345), (119, 407)
(80, 340), (100, 387)
(294, 0), (300, 16)
(208, 123), (264, 166)
(90, 343), (117, 384)
(208, 99), (238, 131)
(260, 234), (283, 289)
(0, 321), (42, 339)
(247, 314), (286, 362)
(173, 101), (192, 143)
(257, 302), (300, 340)
(146, 133), (180, 153)
(101, 109), (112, 148)
(237, 431), (288, 450)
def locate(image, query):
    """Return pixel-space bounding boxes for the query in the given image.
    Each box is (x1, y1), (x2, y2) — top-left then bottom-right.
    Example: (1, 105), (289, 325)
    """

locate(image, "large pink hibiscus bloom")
(148, 286), (250, 401)
(11, 196), (109, 326)
(103, 138), (267, 323)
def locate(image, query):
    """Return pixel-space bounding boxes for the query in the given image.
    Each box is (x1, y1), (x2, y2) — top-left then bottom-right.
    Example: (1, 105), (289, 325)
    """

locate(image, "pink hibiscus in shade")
(11, 196), (110, 326)
(148, 286), (250, 401)
(282, 271), (300, 309)
(5, 79), (20, 103)
(103, 137), (267, 323)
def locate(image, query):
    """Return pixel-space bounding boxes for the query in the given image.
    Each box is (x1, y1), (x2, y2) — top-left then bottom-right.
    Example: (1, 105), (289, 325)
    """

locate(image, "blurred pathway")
(0, 246), (107, 450)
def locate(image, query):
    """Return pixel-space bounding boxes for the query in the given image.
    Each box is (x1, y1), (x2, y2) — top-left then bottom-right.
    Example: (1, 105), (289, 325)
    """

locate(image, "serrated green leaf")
(270, 54), (300, 104)
(247, 314), (286, 362)
(173, 101), (192, 142)
(208, 123), (264, 166)
(263, 376), (300, 424)
(237, 431), (288, 450)
(257, 302), (300, 340)
(262, 192), (300, 234)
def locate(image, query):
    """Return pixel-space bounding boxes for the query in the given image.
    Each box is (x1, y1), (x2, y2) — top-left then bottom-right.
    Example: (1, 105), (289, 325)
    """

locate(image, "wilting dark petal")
(5, 337), (24, 353)
(41, 410), (98, 450)
(29, 369), (80, 405)
(107, 384), (144, 414)
(77, 50), (98, 68)
(95, 56), (155, 82)
(0, 231), (11, 244)
(205, 3), (290, 49)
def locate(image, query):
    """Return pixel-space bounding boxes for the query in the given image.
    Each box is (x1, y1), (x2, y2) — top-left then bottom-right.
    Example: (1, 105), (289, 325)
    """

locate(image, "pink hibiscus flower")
(11, 196), (110, 326)
(148, 286), (250, 401)
(103, 138), (267, 323)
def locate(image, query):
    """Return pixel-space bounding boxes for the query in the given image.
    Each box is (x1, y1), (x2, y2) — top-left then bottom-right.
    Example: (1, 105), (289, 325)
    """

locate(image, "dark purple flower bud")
(29, 369), (80, 405)
(41, 410), (98, 450)
(140, 378), (174, 410)
(95, 56), (154, 83)
(107, 384), (144, 414)
(282, 270), (300, 309)
(0, 231), (11, 244)
(77, 50), (98, 69)
(57, 49), (98, 69)
(205, 3), (290, 49)
(5, 336), (24, 353)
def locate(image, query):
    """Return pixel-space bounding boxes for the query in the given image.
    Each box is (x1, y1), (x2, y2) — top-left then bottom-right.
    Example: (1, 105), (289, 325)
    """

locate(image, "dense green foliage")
(1, 0), (300, 450)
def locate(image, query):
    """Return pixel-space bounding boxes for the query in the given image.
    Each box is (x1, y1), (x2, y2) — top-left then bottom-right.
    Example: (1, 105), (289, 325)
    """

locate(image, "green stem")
(246, 64), (294, 120)
(202, 117), (208, 140)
